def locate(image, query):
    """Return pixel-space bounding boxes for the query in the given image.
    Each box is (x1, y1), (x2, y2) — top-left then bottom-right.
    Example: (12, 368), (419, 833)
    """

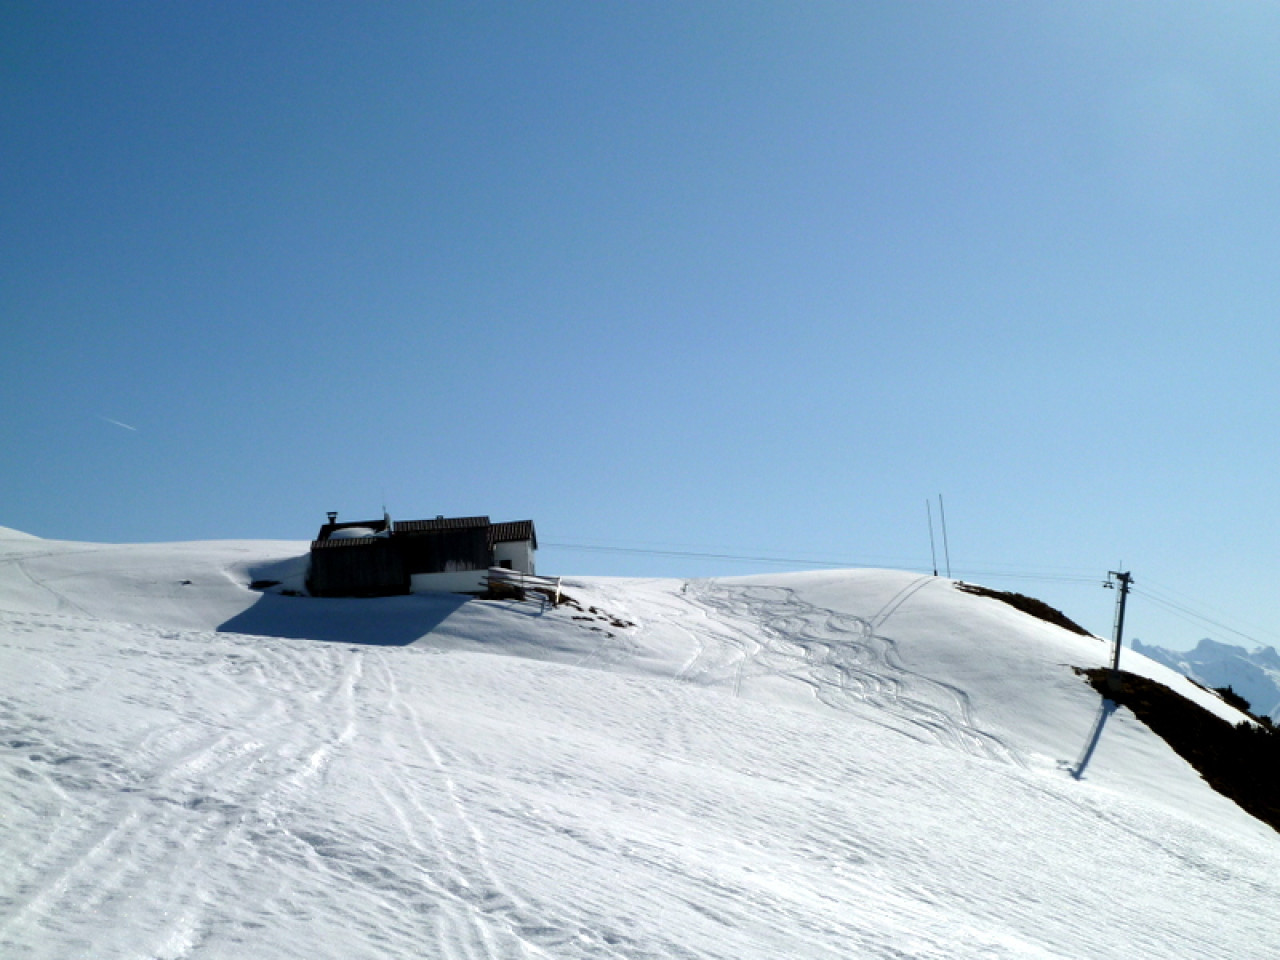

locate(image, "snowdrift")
(2, 531), (1277, 959)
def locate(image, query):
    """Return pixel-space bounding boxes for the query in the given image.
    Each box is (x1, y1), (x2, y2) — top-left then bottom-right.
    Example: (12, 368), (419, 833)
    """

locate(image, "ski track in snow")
(0, 614), (381, 958)
(622, 577), (1024, 768)
(2, 611), (678, 960)
(1, 552), (99, 619)
(365, 653), (575, 960)
(3, 551), (1280, 959)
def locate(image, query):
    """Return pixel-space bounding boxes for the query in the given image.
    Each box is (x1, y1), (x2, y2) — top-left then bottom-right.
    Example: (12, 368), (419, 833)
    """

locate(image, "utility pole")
(938, 494), (952, 579)
(925, 499), (938, 576)
(1104, 570), (1133, 689)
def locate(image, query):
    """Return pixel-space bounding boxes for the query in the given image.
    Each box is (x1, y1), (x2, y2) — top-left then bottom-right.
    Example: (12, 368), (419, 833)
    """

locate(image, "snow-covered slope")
(2, 530), (1277, 959)
(1133, 636), (1280, 723)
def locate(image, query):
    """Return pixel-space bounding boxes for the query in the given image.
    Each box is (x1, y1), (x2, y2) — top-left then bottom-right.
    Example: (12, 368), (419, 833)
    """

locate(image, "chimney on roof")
(327, 511), (338, 525)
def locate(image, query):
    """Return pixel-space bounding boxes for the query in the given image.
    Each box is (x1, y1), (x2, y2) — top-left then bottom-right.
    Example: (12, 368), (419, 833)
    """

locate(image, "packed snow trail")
(5, 609), (1277, 960)
(684, 579), (1025, 767)
(3, 536), (1280, 959)
(589, 574), (1023, 766)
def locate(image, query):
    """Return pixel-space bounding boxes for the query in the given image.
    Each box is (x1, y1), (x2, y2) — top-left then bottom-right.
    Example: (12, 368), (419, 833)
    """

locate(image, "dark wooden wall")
(307, 539), (409, 597)
(398, 527), (491, 575)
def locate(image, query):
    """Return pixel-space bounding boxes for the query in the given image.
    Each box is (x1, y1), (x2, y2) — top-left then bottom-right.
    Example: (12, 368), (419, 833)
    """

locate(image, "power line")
(545, 538), (1276, 649)
(951, 569), (1102, 586)
(543, 541), (923, 571)
(545, 540), (1101, 585)
(1138, 576), (1277, 636)
(1131, 584), (1279, 649)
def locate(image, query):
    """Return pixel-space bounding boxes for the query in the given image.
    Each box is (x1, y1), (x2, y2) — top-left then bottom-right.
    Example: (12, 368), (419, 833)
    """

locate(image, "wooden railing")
(484, 567), (562, 605)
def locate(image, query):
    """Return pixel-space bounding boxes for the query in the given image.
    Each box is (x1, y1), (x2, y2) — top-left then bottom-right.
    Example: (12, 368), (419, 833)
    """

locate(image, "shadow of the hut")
(218, 590), (470, 646)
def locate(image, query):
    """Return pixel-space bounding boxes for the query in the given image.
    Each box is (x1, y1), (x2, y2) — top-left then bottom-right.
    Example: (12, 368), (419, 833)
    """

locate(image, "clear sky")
(4, 2), (1279, 651)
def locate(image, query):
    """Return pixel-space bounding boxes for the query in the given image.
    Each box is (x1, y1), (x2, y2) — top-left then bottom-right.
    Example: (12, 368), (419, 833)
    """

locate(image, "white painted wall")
(493, 539), (535, 574)
(407, 537), (535, 592)
(410, 570), (488, 594)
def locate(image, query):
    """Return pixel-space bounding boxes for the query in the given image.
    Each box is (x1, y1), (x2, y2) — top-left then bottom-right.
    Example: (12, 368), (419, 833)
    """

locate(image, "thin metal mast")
(938, 494), (952, 579)
(926, 499), (938, 576)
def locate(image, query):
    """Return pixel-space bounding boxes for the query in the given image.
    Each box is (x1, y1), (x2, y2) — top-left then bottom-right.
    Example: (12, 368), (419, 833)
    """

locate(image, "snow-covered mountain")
(1132, 637), (1280, 723)
(2, 527), (1278, 959)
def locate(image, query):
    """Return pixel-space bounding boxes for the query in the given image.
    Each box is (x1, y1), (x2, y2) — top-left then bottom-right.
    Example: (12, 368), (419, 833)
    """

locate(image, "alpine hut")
(306, 512), (538, 597)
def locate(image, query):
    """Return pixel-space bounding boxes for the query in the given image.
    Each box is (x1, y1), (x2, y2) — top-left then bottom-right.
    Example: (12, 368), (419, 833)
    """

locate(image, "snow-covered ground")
(2, 527), (1277, 959)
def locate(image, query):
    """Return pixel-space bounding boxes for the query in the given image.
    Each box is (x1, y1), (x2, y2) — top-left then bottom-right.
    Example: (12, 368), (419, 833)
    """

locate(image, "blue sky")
(4, 2), (1279, 650)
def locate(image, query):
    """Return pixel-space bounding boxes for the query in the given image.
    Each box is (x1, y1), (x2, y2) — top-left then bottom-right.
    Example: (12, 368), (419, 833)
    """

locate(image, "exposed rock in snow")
(1133, 636), (1280, 723)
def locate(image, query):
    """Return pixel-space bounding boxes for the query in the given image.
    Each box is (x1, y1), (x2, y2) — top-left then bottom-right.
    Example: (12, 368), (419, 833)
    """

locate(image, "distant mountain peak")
(1255, 646), (1280, 669)
(1193, 636), (1249, 658)
(1132, 637), (1280, 723)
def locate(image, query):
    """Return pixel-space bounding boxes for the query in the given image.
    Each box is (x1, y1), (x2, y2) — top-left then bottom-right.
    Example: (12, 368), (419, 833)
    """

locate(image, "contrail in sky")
(98, 415), (138, 432)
